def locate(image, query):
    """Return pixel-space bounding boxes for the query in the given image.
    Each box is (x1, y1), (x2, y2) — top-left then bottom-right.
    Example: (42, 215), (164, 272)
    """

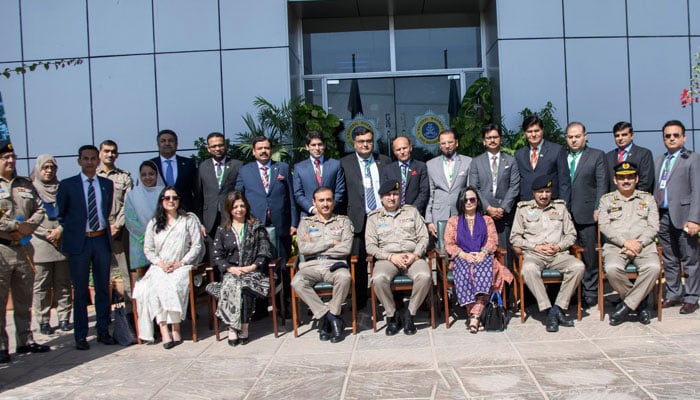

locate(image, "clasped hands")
(388, 252), (419, 270)
(455, 250), (486, 265)
(620, 239), (643, 259)
(533, 243), (561, 256)
(227, 264), (256, 276)
(158, 261), (182, 273)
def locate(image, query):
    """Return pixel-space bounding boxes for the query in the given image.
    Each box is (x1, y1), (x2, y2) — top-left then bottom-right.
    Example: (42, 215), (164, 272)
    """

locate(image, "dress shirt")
(80, 172), (108, 231)
(160, 155), (178, 184)
(356, 153), (380, 213)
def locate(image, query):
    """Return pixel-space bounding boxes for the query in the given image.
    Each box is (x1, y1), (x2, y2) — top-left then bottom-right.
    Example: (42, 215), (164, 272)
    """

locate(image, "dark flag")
(448, 79), (460, 121)
(347, 79), (363, 119)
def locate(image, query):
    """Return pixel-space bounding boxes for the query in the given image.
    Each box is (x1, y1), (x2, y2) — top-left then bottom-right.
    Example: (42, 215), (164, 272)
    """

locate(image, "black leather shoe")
(403, 312), (417, 335)
(637, 309), (652, 325)
(96, 334), (116, 345)
(385, 315), (401, 336)
(75, 339), (90, 350)
(163, 341), (175, 350)
(319, 318), (331, 341)
(58, 320), (72, 332)
(582, 296), (598, 309)
(609, 303), (631, 326)
(39, 323), (53, 335)
(227, 338), (240, 347)
(0, 350), (10, 363)
(556, 309), (575, 328)
(17, 343), (50, 353)
(239, 336), (249, 345)
(545, 313), (559, 332)
(329, 319), (345, 343)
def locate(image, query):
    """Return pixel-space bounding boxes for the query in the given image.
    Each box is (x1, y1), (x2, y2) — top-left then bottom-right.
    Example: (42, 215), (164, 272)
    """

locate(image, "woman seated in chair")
(210, 191), (272, 347)
(132, 186), (204, 349)
(444, 187), (512, 333)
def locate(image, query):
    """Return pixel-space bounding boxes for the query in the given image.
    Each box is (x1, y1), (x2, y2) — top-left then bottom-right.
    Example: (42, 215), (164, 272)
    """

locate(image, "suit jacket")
(150, 155), (198, 212)
(425, 153), (472, 224)
(292, 157), (346, 217)
(380, 159), (430, 216)
(654, 148), (700, 229)
(340, 153), (392, 234)
(468, 151), (520, 216)
(235, 160), (298, 236)
(564, 147), (609, 225)
(195, 157), (243, 235)
(606, 143), (655, 193)
(56, 174), (113, 255)
(514, 140), (570, 204)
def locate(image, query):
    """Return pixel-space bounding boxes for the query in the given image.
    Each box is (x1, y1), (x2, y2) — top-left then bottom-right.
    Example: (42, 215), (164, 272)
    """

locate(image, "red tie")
(530, 147), (538, 169)
(261, 166), (269, 191)
(313, 159), (322, 185)
(617, 149), (625, 163)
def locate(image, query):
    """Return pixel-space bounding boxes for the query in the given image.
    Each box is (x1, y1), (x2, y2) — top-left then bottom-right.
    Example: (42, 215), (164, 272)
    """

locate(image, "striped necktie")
(87, 178), (99, 231)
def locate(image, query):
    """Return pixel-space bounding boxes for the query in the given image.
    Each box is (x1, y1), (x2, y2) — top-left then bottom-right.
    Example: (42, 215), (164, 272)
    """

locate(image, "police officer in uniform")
(365, 180), (431, 336)
(0, 140), (50, 363)
(292, 186), (353, 343)
(96, 140), (133, 308)
(510, 175), (584, 332)
(599, 162), (660, 326)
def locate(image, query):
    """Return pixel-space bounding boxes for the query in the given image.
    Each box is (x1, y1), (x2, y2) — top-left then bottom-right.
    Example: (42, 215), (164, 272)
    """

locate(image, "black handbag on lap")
(480, 291), (507, 332)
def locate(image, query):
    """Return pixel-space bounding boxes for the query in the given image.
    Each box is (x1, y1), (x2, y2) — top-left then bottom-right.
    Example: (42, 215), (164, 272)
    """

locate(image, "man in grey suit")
(195, 132), (242, 276)
(426, 129), (472, 239)
(655, 120), (700, 314)
(605, 121), (655, 193)
(562, 122), (609, 307)
(468, 123), (520, 270)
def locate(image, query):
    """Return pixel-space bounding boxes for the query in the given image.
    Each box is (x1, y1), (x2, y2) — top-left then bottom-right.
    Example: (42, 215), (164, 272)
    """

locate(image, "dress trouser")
(371, 259), (431, 317)
(0, 245), (35, 351)
(658, 210), (700, 304)
(521, 251), (585, 312)
(602, 244), (660, 310)
(33, 260), (72, 323)
(575, 222), (599, 300)
(68, 235), (112, 341)
(291, 264), (351, 319)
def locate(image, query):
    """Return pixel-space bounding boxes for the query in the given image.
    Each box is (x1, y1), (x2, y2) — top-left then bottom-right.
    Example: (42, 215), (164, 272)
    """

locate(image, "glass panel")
(394, 14), (481, 71)
(303, 79), (322, 106)
(302, 17), (390, 74)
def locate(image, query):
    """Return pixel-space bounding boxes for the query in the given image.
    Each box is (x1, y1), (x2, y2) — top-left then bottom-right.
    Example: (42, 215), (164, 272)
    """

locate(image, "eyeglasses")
(162, 195), (180, 201)
(484, 136), (500, 141)
(0, 154), (16, 161)
(465, 197), (477, 203)
(355, 139), (373, 145)
(664, 133), (682, 139)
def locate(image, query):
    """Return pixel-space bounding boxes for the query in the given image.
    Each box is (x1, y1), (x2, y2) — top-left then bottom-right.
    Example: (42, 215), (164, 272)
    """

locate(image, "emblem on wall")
(409, 111), (448, 154)
(341, 116), (381, 153)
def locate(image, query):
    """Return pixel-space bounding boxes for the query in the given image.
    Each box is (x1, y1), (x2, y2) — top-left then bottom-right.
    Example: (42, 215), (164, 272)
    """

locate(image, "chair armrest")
(570, 244), (584, 259)
(286, 255), (297, 269)
(494, 247), (506, 265)
(511, 246), (523, 256)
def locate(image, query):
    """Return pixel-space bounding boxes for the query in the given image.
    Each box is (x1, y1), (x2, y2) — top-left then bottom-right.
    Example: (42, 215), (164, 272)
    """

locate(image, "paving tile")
(644, 381), (700, 399)
(0, 384), (82, 400)
(345, 370), (442, 399)
(616, 355), (700, 385)
(436, 342), (521, 368)
(514, 339), (604, 364)
(353, 346), (435, 372)
(528, 359), (635, 391)
(505, 323), (586, 342)
(250, 371), (347, 400)
(453, 364), (542, 397)
(592, 336), (683, 359)
(545, 385), (653, 399)
(154, 378), (255, 400)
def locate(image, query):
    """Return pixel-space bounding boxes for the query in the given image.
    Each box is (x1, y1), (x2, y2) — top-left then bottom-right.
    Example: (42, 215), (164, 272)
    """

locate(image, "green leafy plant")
(502, 101), (565, 154)
(451, 77), (496, 157)
(2, 58), (84, 79)
(292, 102), (342, 163)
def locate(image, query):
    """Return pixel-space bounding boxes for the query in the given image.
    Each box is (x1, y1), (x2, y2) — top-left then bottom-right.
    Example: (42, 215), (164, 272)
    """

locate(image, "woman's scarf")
(456, 212), (487, 253)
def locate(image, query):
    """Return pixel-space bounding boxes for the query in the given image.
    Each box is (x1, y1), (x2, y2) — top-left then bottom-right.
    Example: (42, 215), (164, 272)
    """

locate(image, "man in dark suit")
(381, 136), (429, 216)
(656, 120), (700, 314)
(514, 116), (570, 204)
(562, 122), (609, 307)
(605, 121), (655, 193)
(57, 145), (116, 350)
(340, 127), (391, 308)
(150, 129), (198, 211)
(293, 131), (345, 217)
(195, 132), (242, 275)
(468, 123), (520, 271)
(236, 136), (298, 315)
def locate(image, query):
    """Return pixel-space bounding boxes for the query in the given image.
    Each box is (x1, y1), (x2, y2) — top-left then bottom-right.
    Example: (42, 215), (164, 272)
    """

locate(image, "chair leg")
(576, 282), (582, 321)
(430, 283), (436, 329)
(351, 282), (357, 334)
(656, 277), (663, 322)
(598, 273), (605, 321)
(370, 284), (378, 332)
(291, 288), (299, 338)
(442, 277), (450, 328)
(519, 276), (526, 323)
(188, 272), (198, 343)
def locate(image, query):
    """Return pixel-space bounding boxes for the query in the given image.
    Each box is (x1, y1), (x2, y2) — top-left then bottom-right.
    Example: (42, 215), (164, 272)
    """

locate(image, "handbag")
(112, 304), (136, 346)
(480, 291), (507, 332)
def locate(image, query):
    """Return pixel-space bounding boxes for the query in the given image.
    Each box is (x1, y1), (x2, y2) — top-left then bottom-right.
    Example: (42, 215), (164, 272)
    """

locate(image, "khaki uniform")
(510, 199), (584, 311)
(365, 205), (431, 317)
(598, 190), (660, 309)
(0, 175), (45, 351)
(291, 214), (353, 319)
(97, 166), (133, 303)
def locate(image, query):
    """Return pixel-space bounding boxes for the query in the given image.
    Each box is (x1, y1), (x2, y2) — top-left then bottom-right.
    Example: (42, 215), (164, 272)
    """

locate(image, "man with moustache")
(292, 187), (353, 343)
(381, 136), (429, 216)
(293, 131), (345, 217)
(149, 129), (198, 211)
(605, 122), (655, 193)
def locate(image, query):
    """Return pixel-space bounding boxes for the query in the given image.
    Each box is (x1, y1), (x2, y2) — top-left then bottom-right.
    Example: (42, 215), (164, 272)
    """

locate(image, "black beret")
(378, 179), (400, 196)
(531, 175), (553, 191)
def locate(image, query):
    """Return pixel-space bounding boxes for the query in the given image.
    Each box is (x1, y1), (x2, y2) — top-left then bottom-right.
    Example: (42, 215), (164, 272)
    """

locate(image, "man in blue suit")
(236, 136), (298, 316)
(57, 145), (116, 350)
(150, 129), (198, 212)
(293, 131), (345, 217)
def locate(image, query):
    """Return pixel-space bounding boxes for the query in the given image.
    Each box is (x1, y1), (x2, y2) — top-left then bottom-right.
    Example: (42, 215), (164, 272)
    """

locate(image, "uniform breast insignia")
(637, 201), (648, 212)
(608, 206), (622, 214)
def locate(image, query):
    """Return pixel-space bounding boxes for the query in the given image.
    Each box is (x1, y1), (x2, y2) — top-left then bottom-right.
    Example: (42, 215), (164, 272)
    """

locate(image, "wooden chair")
(596, 227), (664, 321)
(435, 217), (507, 328)
(511, 244), (584, 323)
(368, 255), (436, 332)
(207, 226), (282, 340)
(288, 255), (357, 337)
(130, 261), (208, 344)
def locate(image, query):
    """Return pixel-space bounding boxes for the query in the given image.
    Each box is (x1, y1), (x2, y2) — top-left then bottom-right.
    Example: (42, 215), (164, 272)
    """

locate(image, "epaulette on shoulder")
(601, 192), (616, 199)
(552, 199), (566, 205)
(15, 176), (32, 183)
(636, 190), (651, 196)
(367, 209), (382, 217)
(516, 200), (531, 208)
(301, 215), (315, 222)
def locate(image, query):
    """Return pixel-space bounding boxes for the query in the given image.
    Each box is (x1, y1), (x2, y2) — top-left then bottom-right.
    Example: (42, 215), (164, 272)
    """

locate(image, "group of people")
(0, 115), (697, 361)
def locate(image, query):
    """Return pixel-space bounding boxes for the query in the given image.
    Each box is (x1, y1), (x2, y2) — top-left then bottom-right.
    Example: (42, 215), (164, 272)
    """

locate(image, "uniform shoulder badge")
(516, 200), (531, 208)
(552, 199), (566, 205)
(367, 209), (381, 217)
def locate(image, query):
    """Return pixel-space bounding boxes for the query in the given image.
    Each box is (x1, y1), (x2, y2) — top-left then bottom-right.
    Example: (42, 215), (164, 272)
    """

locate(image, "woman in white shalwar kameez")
(132, 186), (203, 349)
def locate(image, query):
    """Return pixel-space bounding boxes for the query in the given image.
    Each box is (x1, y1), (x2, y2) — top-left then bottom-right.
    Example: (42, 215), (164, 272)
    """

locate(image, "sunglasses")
(465, 197), (477, 203)
(162, 195), (180, 201)
(664, 133), (682, 139)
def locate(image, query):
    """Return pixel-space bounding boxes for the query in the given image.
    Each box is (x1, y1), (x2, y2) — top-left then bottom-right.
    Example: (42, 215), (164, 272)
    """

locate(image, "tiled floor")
(1, 297), (699, 399)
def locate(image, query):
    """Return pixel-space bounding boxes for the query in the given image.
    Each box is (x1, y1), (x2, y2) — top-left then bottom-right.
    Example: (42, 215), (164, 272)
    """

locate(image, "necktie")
(87, 178), (99, 231)
(165, 159), (175, 186)
(364, 159), (377, 211)
(313, 159), (322, 185)
(491, 155), (498, 193)
(617, 149), (626, 163)
(215, 162), (223, 189)
(446, 157), (454, 184)
(215, 162), (222, 179)
(530, 147), (538, 169)
(261, 165), (269, 192)
(400, 163), (408, 205)
(569, 152), (580, 183)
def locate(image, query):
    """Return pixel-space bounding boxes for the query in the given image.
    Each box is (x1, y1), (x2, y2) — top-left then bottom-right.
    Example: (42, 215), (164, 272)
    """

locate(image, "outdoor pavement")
(1, 294), (700, 400)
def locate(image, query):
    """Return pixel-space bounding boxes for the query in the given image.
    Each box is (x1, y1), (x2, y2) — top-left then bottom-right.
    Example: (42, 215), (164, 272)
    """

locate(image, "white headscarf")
(126, 160), (165, 227)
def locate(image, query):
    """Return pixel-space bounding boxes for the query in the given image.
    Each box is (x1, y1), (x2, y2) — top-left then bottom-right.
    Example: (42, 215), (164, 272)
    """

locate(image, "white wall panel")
(221, 0), (288, 49)
(0, 63), (27, 161)
(627, 0), (688, 36)
(21, 0), (88, 60)
(88, 0), (154, 56)
(0, 0), (22, 62)
(153, 0), (219, 53)
(496, 0), (563, 39)
(563, 0), (626, 38)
